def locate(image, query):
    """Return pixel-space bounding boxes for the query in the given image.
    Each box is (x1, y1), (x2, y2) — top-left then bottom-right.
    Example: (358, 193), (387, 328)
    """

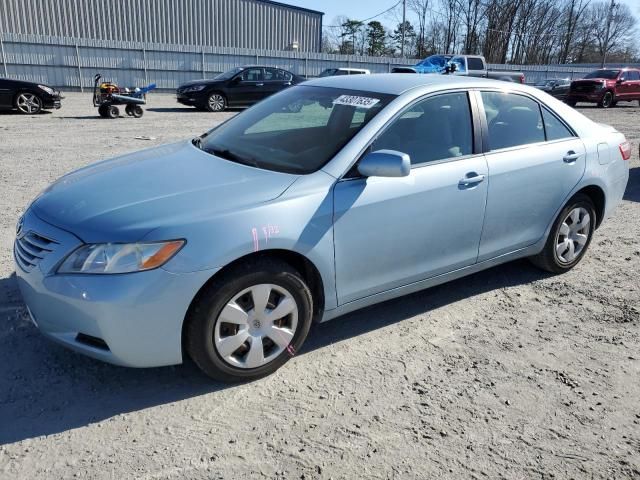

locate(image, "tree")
(409, 0), (430, 57)
(366, 21), (387, 56)
(391, 21), (417, 56)
(339, 19), (364, 55)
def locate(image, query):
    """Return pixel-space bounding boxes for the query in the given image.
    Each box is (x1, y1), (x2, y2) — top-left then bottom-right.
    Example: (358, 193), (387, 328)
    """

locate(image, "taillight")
(519, 74), (525, 84)
(619, 141), (631, 161)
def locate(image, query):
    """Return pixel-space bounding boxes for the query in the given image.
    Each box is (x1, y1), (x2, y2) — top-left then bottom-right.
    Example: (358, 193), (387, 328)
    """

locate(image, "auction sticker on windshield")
(333, 95), (380, 109)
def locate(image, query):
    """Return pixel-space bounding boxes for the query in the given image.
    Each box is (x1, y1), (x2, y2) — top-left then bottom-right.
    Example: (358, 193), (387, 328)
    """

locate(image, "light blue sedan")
(15, 75), (630, 381)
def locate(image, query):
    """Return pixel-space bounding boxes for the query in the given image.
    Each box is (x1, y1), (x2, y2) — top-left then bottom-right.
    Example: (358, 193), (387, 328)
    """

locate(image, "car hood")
(32, 141), (299, 243)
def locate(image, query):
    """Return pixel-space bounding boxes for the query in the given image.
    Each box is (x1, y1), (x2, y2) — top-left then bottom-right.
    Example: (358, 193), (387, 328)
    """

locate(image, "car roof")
(305, 73), (526, 95)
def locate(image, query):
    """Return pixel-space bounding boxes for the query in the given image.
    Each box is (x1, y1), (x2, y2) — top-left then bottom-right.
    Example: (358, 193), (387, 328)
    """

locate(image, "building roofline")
(257, 0), (324, 16)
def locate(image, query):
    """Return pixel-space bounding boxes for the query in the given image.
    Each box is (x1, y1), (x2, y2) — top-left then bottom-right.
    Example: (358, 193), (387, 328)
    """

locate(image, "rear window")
(467, 57), (485, 70)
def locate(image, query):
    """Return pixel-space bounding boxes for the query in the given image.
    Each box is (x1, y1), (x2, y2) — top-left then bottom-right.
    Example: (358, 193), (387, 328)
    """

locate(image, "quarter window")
(541, 108), (574, 141)
(481, 92), (544, 150)
(371, 92), (473, 165)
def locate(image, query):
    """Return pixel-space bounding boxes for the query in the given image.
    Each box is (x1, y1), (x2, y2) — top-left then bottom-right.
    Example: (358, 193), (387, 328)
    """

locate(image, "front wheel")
(15, 92), (43, 114)
(565, 99), (577, 107)
(598, 91), (614, 108)
(205, 92), (226, 112)
(529, 194), (596, 273)
(185, 259), (313, 382)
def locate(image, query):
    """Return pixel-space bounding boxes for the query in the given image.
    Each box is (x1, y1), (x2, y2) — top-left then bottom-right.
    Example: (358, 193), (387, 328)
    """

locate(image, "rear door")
(263, 68), (293, 99)
(476, 90), (586, 261)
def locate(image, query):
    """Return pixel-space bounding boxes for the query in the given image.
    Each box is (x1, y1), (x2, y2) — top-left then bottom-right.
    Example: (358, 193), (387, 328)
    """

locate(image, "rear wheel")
(206, 92), (226, 112)
(185, 259), (313, 382)
(15, 92), (43, 114)
(97, 104), (110, 117)
(565, 99), (577, 107)
(529, 193), (596, 273)
(598, 91), (614, 108)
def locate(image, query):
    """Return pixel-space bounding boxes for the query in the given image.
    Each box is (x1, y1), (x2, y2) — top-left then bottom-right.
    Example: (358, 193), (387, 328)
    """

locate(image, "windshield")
(214, 67), (243, 80)
(197, 85), (395, 174)
(584, 69), (620, 79)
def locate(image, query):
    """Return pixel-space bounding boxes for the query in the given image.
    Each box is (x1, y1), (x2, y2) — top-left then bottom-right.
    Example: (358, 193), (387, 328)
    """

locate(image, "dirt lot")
(0, 93), (638, 480)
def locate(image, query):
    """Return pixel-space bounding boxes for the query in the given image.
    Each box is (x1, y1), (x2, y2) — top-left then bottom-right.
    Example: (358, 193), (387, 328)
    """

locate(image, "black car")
(533, 78), (571, 100)
(0, 78), (62, 114)
(176, 66), (304, 111)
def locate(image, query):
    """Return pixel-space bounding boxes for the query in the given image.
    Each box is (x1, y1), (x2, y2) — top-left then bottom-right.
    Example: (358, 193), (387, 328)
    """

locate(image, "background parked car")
(318, 68), (370, 77)
(392, 54), (525, 83)
(566, 68), (640, 108)
(177, 66), (305, 111)
(0, 78), (62, 114)
(534, 78), (571, 100)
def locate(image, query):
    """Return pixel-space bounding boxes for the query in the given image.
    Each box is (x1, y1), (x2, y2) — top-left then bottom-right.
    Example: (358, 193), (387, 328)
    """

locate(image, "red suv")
(566, 68), (640, 108)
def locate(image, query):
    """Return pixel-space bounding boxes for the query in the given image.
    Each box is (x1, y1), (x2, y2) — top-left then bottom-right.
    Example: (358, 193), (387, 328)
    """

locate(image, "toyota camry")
(15, 75), (630, 381)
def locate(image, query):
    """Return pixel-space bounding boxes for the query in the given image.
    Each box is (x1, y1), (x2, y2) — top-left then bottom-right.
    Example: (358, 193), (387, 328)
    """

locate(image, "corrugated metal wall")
(0, 33), (600, 90)
(0, 33), (420, 89)
(0, 0), (323, 52)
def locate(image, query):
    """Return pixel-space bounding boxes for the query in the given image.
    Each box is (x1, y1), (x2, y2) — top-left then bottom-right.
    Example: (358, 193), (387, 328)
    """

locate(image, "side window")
(372, 92), (473, 165)
(542, 108), (574, 141)
(628, 71), (640, 81)
(279, 70), (293, 82)
(264, 68), (276, 81)
(481, 91), (544, 150)
(240, 68), (263, 82)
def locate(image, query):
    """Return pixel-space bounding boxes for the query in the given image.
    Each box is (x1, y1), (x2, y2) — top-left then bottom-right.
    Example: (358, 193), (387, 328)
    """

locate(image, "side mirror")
(358, 150), (411, 178)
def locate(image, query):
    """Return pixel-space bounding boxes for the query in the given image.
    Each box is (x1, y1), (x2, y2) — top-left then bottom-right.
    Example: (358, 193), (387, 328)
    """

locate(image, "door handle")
(563, 151), (581, 163)
(284, 82), (291, 86)
(256, 83), (264, 87)
(458, 173), (485, 187)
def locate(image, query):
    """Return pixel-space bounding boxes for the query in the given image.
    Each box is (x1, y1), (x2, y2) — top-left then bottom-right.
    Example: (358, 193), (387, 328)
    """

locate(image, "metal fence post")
(201, 48), (205, 78)
(0, 37), (8, 77)
(75, 42), (83, 92)
(304, 57), (308, 78)
(142, 47), (148, 84)
(256, 53), (259, 64)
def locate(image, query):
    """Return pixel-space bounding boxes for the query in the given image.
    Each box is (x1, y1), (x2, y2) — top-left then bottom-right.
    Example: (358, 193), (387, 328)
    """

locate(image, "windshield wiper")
(192, 136), (203, 149)
(205, 146), (260, 169)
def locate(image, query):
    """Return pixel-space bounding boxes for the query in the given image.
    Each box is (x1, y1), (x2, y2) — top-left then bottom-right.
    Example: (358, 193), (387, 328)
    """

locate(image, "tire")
(97, 104), (109, 117)
(125, 104), (134, 116)
(529, 193), (596, 274)
(15, 92), (43, 114)
(107, 105), (119, 119)
(598, 91), (614, 108)
(565, 100), (577, 107)
(185, 258), (313, 382)
(132, 105), (143, 118)
(205, 92), (226, 112)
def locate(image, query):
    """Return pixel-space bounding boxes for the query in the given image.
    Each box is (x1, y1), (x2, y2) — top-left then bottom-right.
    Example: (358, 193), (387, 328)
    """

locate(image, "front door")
(476, 91), (587, 261)
(228, 67), (265, 105)
(263, 68), (293, 99)
(333, 91), (488, 304)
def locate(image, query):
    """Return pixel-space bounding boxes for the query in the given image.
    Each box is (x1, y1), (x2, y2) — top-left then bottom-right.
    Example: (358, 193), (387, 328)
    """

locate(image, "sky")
(286, 0), (639, 29)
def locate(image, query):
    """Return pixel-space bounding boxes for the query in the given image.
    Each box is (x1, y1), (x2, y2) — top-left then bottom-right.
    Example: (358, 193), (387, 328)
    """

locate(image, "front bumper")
(566, 91), (604, 103)
(42, 93), (63, 110)
(14, 210), (217, 367)
(176, 91), (206, 107)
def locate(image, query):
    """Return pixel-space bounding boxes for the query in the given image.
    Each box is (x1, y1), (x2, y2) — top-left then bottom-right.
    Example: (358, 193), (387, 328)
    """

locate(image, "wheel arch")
(575, 184), (606, 228)
(181, 249), (326, 356)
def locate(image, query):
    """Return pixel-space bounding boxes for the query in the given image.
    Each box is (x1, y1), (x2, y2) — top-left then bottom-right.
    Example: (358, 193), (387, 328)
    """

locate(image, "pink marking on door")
(251, 227), (259, 252)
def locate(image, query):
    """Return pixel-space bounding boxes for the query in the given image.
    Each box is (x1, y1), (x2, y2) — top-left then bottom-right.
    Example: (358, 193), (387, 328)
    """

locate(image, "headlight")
(58, 240), (185, 274)
(595, 82), (605, 90)
(38, 85), (55, 95)
(183, 85), (206, 93)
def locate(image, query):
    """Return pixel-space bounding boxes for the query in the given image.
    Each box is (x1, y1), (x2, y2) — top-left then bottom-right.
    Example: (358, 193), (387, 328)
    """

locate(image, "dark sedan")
(533, 78), (571, 100)
(0, 78), (62, 114)
(176, 66), (304, 111)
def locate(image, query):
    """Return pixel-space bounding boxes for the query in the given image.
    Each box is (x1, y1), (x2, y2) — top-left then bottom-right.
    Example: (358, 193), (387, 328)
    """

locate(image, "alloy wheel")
(555, 207), (591, 264)
(214, 283), (298, 369)
(16, 93), (42, 114)
(208, 94), (225, 111)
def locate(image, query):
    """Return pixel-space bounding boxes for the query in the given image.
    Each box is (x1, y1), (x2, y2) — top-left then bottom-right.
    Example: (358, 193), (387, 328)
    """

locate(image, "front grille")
(14, 231), (58, 271)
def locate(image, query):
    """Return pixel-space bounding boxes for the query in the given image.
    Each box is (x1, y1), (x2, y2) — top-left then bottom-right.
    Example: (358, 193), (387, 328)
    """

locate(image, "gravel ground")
(0, 93), (639, 480)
